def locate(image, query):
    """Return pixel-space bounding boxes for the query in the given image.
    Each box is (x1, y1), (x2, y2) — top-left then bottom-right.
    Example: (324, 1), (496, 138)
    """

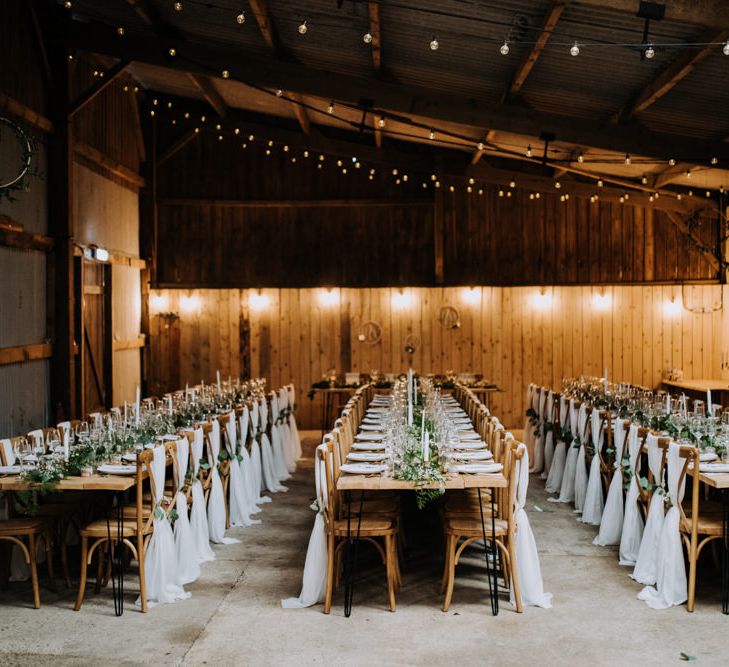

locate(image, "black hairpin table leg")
(106, 491), (125, 617)
(722, 488), (728, 615)
(477, 488), (499, 616)
(342, 489), (364, 618)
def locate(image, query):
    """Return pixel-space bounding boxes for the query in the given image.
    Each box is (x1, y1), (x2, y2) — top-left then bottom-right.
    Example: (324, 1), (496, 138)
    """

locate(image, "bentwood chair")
(678, 445), (725, 612)
(319, 440), (399, 614)
(442, 439), (523, 613)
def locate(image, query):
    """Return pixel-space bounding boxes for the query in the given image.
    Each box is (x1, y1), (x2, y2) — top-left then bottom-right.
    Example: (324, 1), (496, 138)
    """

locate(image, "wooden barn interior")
(2, 0), (729, 658)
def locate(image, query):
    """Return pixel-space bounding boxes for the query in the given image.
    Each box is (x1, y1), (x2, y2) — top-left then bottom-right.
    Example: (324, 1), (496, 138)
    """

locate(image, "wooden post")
(434, 187), (445, 285)
(239, 291), (251, 380)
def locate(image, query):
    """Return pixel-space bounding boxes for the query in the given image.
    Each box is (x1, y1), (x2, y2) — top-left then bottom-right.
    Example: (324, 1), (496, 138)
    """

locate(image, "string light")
(597, 180), (603, 187)
(644, 43), (655, 59)
(509, 180), (516, 188)
(363, 32), (373, 44)
(624, 153), (631, 165)
(298, 20), (308, 35)
(63, 0), (72, 7)
(174, 1), (183, 11)
(468, 177), (475, 185)
(429, 36), (439, 51)
(428, 128), (435, 140)
(641, 175), (648, 184)
(377, 117), (386, 128)
(526, 145), (532, 157)
(570, 42), (580, 57)
(668, 158), (676, 166)
(711, 156), (718, 165)
(499, 40), (510, 55)
(477, 142), (484, 151)
(685, 169), (691, 178)
(221, 70), (230, 78)
(327, 102), (334, 114)
(168, 47), (176, 57)
(275, 89), (283, 97)
(236, 10), (245, 24)
(554, 181), (561, 189)
(723, 40), (729, 56)
(577, 152), (584, 163)
(117, 27), (125, 36)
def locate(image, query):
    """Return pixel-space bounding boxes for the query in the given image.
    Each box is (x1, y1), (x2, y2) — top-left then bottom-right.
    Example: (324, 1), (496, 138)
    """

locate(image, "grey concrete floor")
(1, 431), (728, 666)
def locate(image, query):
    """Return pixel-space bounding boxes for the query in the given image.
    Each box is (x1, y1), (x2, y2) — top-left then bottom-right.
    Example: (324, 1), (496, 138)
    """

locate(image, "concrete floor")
(1, 431), (728, 666)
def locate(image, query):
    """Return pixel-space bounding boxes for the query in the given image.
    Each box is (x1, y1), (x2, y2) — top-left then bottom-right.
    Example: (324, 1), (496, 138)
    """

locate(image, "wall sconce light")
(249, 291), (270, 311)
(591, 291), (612, 311)
(461, 287), (480, 305)
(317, 288), (339, 307)
(663, 296), (682, 317)
(150, 293), (169, 312)
(391, 289), (414, 309)
(530, 289), (553, 310)
(180, 294), (200, 313)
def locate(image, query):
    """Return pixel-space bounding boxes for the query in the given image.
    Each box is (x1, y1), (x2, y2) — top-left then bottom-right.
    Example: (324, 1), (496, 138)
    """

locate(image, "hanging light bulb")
(676, 193), (682, 201)
(624, 153), (631, 165)
(468, 177), (475, 185)
(641, 175), (648, 184)
(477, 142), (484, 151)
(236, 10), (246, 24)
(168, 47), (177, 57)
(535, 192), (540, 199)
(327, 102), (334, 114)
(117, 27), (125, 36)
(509, 180), (516, 188)
(569, 42), (580, 57)
(500, 40), (510, 55)
(428, 128), (435, 140)
(644, 43), (655, 59)
(668, 158), (676, 166)
(64, 0), (72, 8)
(221, 70), (230, 78)
(723, 40), (729, 56)
(377, 117), (385, 128)
(429, 36), (439, 51)
(577, 152), (584, 163)
(711, 156), (718, 165)
(275, 89), (283, 97)
(526, 145), (532, 157)
(555, 181), (561, 189)
(298, 20), (308, 35)
(597, 179), (603, 187)
(248, 134), (254, 141)
(363, 32), (373, 44)
(174, 1), (183, 10)
(686, 169), (691, 178)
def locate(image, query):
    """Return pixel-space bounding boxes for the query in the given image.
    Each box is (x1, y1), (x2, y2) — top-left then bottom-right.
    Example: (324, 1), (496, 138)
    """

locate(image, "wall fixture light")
(530, 289), (553, 310)
(461, 287), (481, 305)
(663, 296), (682, 317)
(249, 291), (270, 311)
(150, 293), (169, 312)
(391, 289), (414, 309)
(180, 294), (200, 313)
(591, 291), (612, 311)
(317, 288), (339, 307)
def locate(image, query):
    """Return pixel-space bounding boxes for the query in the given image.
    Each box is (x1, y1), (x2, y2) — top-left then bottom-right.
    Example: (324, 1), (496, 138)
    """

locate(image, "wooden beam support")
(0, 92), (53, 132)
(158, 198), (432, 208)
(67, 20), (729, 165)
(248, 0), (280, 52)
(158, 127), (200, 166)
(0, 217), (54, 252)
(368, 1), (382, 71)
(614, 28), (729, 122)
(69, 58), (132, 118)
(503, 1), (566, 102)
(652, 163), (691, 189)
(434, 187), (444, 285)
(73, 141), (146, 188)
(187, 73), (228, 118)
(664, 210), (720, 271)
(471, 130), (495, 165)
(373, 114), (383, 148)
(287, 91), (310, 134)
(0, 342), (53, 367)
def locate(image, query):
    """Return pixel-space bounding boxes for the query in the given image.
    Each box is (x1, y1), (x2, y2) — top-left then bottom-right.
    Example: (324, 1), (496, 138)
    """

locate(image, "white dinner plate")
(348, 452), (388, 462)
(449, 450), (493, 461)
(0, 465), (33, 474)
(449, 463), (503, 474)
(458, 432), (481, 441)
(356, 433), (385, 441)
(340, 463), (387, 475)
(97, 464), (137, 475)
(352, 442), (386, 451)
(360, 424), (384, 432)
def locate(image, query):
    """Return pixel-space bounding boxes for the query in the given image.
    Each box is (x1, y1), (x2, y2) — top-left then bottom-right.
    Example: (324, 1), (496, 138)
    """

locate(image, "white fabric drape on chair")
(259, 399), (287, 492)
(207, 420), (240, 545)
(581, 409), (605, 525)
(287, 384), (302, 461)
(270, 394), (291, 481)
(540, 391), (555, 480)
(226, 412), (260, 527)
(556, 400), (580, 503)
(1, 438), (14, 465)
(523, 385), (536, 464)
(530, 388), (546, 474)
(173, 437), (200, 584)
(511, 444), (553, 609)
(619, 425), (645, 566)
(281, 445), (328, 609)
(279, 387), (297, 473)
(573, 404), (589, 513)
(237, 407), (262, 515)
(140, 445), (190, 606)
(248, 402), (269, 501)
(638, 441), (687, 609)
(631, 434), (665, 585)
(190, 428), (216, 563)
(594, 418), (628, 546)
(545, 395), (568, 494)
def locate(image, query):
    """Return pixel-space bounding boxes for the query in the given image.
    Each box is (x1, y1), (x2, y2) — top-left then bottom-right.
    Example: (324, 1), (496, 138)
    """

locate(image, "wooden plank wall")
(147, 285), (728, 429)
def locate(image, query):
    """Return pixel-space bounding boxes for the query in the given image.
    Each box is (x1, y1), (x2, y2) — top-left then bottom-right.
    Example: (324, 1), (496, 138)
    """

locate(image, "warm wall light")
(530, 289), (553, 310)
(317, 288), (339, 307)
(591, 292), (612, 311)
(149, 293), (169, 312)
(663, 297), (682, 317)
(461, 287), (481, 305)
(391, 290), (414, 309)
(180, 294), (200, 313)
(249, 292), (270, 311)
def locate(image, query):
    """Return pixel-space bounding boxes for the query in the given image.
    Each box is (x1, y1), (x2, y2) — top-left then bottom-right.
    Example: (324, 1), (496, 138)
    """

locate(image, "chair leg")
(385, 535), (396, 612)
(137, 534), (148, 613)
(74, 536), (89, 611)
(687, 541), (697, 613)
(507, 537), (523, 613)
(94, 543), (106, 593)
(60, 525), (72, 589)
(442, 534), (456, 612)
(28, 534), (40, 609)
(324, 533), (335, 615)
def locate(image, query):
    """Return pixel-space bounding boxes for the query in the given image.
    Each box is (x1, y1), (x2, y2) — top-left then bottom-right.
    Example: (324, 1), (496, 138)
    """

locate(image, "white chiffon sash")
(189, 428), (216, 563)
(140, 445), (190, 606)
(207, 420), (240, 545)
(545, 396), (568, 494)
(511, 445), (553, 609)
(638, 441), (687, 608)
(594, 419), (627, 546)
(619, 425), (645, 566)
(288, 385), (302, 461)
(270, 397), (291, 481)
(173, 438), (200, 584)
(556, 401), (579, 503)
(530, 388), (546, 474)
(632, 434), (665, 585)
(279, 387), (297, 473)
(581, 409), (605, 525)
(226, 413), (259, 527)
(573, 404), (589, 513)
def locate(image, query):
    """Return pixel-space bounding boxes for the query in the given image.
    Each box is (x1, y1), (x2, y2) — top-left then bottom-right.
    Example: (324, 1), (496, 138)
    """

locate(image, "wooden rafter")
(67, 21), (729, 165)
(652, 163), (690, 189)
(0, 92), (53, 132)
(503, 1), (566, 102)
(248, 0), (279, 52)
(614, 27), (729, 122)
(187, 73), (227, 118)
(368, 1), (382, 71)
(373, 114), (383, 148)
(664, 210), (720, 270)
(69, 58), (132, 117)
(471, 130), (495, 165)
(73, 141), (145, 188)
(287, 91), (310, 134)
(572, 0), (729, 31)
(158, 127), (200, 166)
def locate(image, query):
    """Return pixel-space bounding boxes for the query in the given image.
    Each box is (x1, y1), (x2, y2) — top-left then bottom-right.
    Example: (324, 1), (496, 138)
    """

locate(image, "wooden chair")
(634, 428), (664, 520)
(677, 445), (725, 612)
(74, 447), (166, 613)
(319, 440), (399, 614)
(441, 439), (523, 613)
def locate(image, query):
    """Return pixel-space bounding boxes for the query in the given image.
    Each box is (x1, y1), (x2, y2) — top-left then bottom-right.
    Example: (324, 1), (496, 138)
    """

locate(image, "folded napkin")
(355, 433), (385, 441)
(451, 441), (487, 450)
(0, 465), (33, 474)
(348, 452), (388, 462)
(699, 452), (718, 462)
(458, 432), (481, 441)
(449, 450), (493, 461)
(122, 453), (138, 463)
(699, 463), (729, 473)
(97, 464), (137, 475)
(449, 463), (503, 474)
(360, 424), (384, 432)
(340, 463), (387, 475)
(352, 442), (386, 451)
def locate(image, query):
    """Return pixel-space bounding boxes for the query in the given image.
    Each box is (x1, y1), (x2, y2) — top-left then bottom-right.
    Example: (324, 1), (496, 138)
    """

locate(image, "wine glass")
(46, 428), (62, 455)
(14, 436), (31, 465)
(75, 421), (89, 442)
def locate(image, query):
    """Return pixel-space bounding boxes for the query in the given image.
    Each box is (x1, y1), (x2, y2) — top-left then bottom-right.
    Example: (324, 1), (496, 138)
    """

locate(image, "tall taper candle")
(135, 386), (140, 426)
(707, 389), (713, 417)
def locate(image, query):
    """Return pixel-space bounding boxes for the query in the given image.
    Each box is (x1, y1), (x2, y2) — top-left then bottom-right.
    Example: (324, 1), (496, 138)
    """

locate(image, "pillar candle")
(135, 386), (140, 426)
(707, 389), (713, 417)
(217, 370), (221, 392)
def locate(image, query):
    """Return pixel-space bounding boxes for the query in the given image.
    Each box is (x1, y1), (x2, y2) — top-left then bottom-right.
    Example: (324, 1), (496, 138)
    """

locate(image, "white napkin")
(355, 433), (385, 441)
(340, 463), (387, 475)
(451, 441), (487, 450)
(699, 463), (729, 473)
(699, 452), (718, 462)
(98, 464), (137, 474)
(458, 432), (481, 441)
(448, 450), (493, 461)
(351, 442), (386, 451)
(359, 424), (384, 432)
(347, 452), (388, 462)
(0, 465), (33, 474)
(449, 463), (503, 474)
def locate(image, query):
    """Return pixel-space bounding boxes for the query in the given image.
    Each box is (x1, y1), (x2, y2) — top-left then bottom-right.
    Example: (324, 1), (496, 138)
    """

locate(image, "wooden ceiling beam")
(287, 91), (310, 134)
(503, 1), (567, 102)
(248, 0), (280, 52)
(652, 163), (691, 189)
(373, 114), (383, 148)
(66, 20), (729, 165)
(471, 130), (495, 165)
(613, 28), (729, 122)
(664, 210), (720, 270)
(158, 127), (200, 166)
(187, 73), (227, 118)
(368, 2), (382, 71)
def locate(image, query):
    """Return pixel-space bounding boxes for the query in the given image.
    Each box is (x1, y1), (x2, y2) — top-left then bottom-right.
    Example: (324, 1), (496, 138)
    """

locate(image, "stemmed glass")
(76, 421), (90, 442)
(14, 436), (31, 465)
(46, 428), (62, 457)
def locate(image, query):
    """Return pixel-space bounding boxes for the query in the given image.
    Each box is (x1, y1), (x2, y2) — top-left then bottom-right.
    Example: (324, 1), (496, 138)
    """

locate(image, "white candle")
(421, 410), (425, 442)
(217, 370), (221, 392)
(603, 367), (608, 391)
(681, 393), (687, 418)
(407, 402), (413, 426)
(665, 392), (671, 414)
(185, 383), (189, 400)
(124, 401), (128, 424)
(707, 389), (713, 417)
(168, 395), (173, 416)
(135, 386), (140, 426)
(423, 431), (430, 463)
(414, 377), (418, 404)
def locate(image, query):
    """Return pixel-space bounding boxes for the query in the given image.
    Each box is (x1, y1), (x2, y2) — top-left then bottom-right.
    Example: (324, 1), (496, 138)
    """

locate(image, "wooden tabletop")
(699, 472), (729, 489)
(0, 474), (136, 492)
(663, 379), (729, 392)
(337, 472), (506, 491)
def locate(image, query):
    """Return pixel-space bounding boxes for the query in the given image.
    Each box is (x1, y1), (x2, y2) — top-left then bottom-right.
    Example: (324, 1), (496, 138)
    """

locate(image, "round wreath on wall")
(0, 117), (36, 200)
(404, 334), (421, 355)
(357, 320), (383, 345)
(438, 305), (461, 330)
